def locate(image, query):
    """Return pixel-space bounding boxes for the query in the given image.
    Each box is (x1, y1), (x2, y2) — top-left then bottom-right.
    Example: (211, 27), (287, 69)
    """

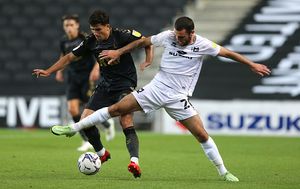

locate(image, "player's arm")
(100, 37), (152, 65)
(55, 54), (65, 82)
(218, 46), (271, 77)
(89, 62), (100, 81)
(140, 41), (154, 71)
(32, 52), (77, 77)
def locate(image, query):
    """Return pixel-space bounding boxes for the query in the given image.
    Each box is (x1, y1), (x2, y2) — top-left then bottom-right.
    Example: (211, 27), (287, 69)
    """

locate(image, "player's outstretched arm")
(32, 52), (76, 77)
(218, 46), (271, 77)
(99, 37), (152, 65)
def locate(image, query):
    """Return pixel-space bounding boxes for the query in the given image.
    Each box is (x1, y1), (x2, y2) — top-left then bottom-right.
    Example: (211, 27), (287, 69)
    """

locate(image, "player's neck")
(189, 34), (196, 45)
(97, 28), (112, 42)
(67, 31), (79, 40)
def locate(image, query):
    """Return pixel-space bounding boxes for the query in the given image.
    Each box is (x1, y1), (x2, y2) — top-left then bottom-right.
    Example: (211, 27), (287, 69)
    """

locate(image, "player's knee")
(119, 116), (133, 128)
(196, 133), (209, 143)
(109, 104), (124, 116)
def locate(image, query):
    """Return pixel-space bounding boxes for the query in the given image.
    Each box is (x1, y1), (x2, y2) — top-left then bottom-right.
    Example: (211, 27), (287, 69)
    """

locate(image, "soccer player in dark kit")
(57, 14), (115, 151)
(33, 10), (153, 178)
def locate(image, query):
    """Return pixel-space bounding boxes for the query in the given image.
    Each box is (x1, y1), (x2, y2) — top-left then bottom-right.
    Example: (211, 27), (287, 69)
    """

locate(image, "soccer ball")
(77, 152), (101, 175)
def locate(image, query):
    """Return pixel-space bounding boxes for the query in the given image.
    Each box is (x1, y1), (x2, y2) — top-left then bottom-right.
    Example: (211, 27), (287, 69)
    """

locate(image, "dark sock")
(72, 115), (81, 123)
(83, 126), (103, 152)
(102, 120), (110, 129)
(72, 115), (88, 141)
(123, 126), (139, 158)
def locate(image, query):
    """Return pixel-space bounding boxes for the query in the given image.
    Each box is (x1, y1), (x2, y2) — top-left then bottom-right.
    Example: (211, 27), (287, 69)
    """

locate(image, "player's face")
(174, 29), (193, 46)
(63, 19), (79, 39)
(90, 24), (111, 41)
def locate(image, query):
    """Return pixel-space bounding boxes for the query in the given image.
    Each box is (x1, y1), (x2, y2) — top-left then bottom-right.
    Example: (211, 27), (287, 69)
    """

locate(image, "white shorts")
(132, 80), (197, 121)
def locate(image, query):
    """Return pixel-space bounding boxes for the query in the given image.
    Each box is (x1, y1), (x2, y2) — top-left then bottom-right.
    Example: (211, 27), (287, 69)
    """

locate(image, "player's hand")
(249, 63), (271, 77)
(99, 50), (121, 65)
(139, 61), (151, 72)
(32, 69), (50, 78)
(55, 71), (64, 82)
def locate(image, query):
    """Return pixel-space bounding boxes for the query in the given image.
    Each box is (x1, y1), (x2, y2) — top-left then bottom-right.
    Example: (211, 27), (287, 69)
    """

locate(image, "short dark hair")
(61, 14), (79, 23)
(175, 16), (194, 33)
(89, 10), (109, 26)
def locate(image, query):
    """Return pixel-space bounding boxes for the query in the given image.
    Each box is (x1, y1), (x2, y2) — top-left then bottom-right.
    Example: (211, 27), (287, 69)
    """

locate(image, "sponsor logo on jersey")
(177, 50), (187, 55)
(171, 42), (177, 47)
(169, 51), (192, 59)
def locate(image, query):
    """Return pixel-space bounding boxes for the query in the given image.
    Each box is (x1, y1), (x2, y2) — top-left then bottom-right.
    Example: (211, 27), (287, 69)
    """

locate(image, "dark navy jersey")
(60, 32), (95, 75)
(72, 28), (142, 91)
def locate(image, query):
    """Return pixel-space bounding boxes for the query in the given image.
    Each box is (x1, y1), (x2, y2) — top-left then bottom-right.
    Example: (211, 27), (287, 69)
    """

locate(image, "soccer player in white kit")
(51, 17), (271, 181)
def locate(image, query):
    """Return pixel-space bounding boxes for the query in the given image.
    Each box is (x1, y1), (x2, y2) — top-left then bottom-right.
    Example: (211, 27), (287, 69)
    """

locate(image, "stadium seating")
(0, 0), (191, 95)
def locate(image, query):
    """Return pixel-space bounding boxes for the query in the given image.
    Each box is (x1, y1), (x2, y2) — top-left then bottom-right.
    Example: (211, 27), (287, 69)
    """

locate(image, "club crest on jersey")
(171, 42), (177, 47)
(191, 47), (199, 52)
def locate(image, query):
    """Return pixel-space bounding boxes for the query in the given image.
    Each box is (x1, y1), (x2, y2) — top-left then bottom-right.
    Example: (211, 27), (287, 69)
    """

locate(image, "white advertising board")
(159, 100), (300, 136)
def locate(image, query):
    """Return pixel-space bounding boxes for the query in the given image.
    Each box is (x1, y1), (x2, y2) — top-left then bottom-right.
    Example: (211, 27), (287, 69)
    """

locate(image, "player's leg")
(103, 118), (115, 141)
(67, 99), (92, 151)
(53, 93), (141, 132)
(80, 109), (111, 163)
(164, 94), (239, 182)
(66, 78), (92, 146)
(83, 80), (115, 142)
(179, 115), (239, 182)
(117, 86), (160, 178)
(119, 112), (141, 178)
(109, 93), (143, 116)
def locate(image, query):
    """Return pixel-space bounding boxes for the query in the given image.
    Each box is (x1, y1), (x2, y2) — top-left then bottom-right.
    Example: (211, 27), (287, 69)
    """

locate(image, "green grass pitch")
(0, 128), (299, 189)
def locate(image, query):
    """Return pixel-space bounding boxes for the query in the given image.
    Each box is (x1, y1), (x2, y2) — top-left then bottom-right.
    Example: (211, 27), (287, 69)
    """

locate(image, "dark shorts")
(85, 86), (133, 111)
(66, 76), (94, 103)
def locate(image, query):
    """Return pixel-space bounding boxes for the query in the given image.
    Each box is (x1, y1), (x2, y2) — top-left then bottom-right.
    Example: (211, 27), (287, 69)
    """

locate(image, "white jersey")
(150, 30), (220, 96)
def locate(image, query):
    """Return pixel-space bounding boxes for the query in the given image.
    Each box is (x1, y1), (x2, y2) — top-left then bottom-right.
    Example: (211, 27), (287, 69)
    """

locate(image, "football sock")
(101, 120), (110, 129)
(96, 147), (106, 157)
(72, 115), (81, 123)
(82, 126), (103, 152)
(130, 157), (139, 165)
(72, 107), (111, 131)
(123, 127), (139, 159)
(200, 137), (228, 175)
(72, 115), (88, 141)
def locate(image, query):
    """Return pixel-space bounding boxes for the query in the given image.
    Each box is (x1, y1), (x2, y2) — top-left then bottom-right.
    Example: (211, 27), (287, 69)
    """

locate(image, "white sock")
(96, 148), (106, 157)
(130, 157), (139, 165)
(72, 107), (111, 132)
(201, 137), (228, 176)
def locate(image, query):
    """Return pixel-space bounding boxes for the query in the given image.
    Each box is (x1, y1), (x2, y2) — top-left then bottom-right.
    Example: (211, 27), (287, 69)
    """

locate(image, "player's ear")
(190, 30), (195, 36)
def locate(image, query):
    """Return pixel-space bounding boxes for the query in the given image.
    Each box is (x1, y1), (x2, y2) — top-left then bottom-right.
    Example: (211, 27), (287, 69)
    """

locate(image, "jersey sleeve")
(119, 29), (143, 45)
(198, 37), (221, 56)
(151, 30), (172, 47)
(72, 39), (90, 57)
